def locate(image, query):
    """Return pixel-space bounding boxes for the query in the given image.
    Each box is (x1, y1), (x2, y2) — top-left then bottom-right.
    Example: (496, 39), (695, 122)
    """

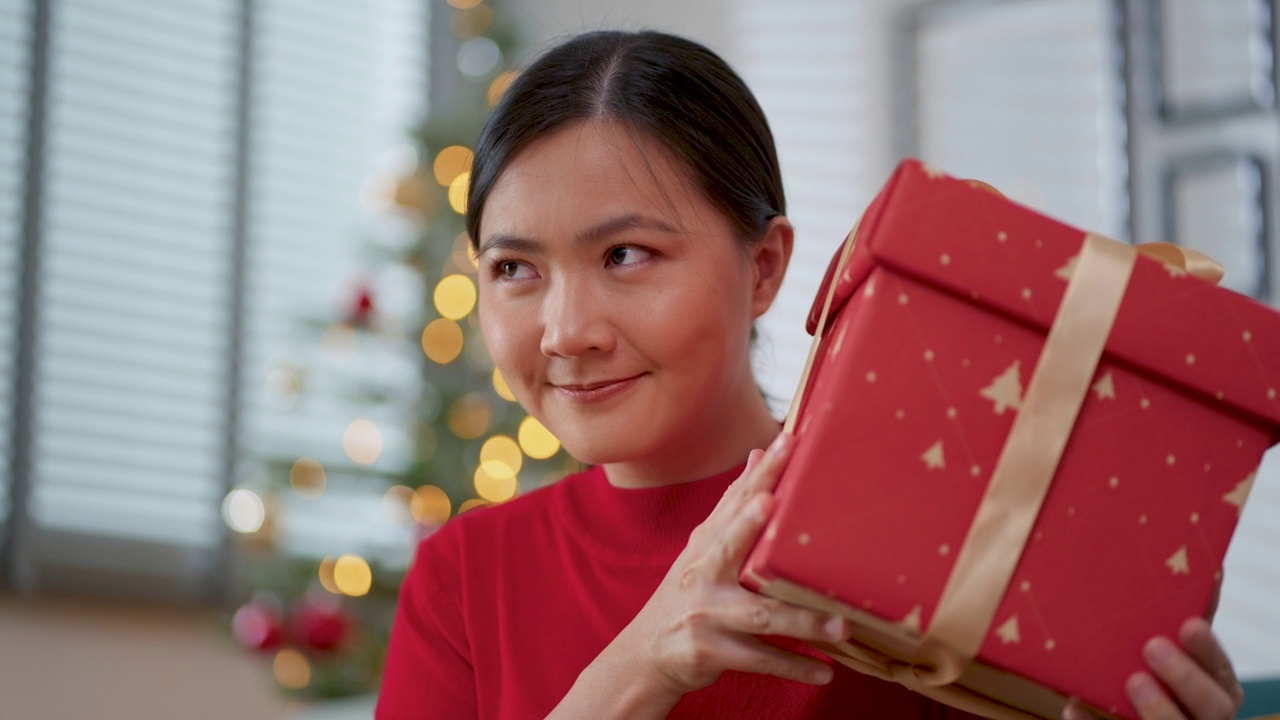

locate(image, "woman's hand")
(567, 432), (850, 715)
(621, 432), (850, 699)
(1063, 618), (1244, 720)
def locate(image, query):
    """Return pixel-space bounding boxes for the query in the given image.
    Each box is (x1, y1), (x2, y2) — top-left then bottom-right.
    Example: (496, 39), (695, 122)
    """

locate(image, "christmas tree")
(223, 0), (571, 699)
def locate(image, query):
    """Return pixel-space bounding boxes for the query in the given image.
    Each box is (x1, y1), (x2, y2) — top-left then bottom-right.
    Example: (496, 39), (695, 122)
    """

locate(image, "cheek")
(479, 298), (541, 379)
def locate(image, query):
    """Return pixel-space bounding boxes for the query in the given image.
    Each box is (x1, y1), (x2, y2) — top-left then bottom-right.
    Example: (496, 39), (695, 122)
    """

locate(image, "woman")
(377, 31), (1244, 720)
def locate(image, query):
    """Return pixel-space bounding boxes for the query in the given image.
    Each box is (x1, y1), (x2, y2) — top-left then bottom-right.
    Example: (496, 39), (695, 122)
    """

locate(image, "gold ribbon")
(913, 233), (1137, 685)
(781, 198), (1225, 716)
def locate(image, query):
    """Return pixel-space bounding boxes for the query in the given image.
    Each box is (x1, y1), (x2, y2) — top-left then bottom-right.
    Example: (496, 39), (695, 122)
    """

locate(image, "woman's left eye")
(606, 245), (652, 267)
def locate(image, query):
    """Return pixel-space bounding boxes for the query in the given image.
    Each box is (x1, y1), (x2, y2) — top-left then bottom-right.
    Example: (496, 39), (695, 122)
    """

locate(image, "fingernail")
(1127, 673), (1161, 707)
(813, 665), (834, 684)
(1143, 637), (1176, 669)
(823, 615), (847, 641)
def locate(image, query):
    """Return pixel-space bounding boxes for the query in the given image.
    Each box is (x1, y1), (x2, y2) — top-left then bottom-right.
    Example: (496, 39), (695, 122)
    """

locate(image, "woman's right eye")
(493, 259), (535, 280)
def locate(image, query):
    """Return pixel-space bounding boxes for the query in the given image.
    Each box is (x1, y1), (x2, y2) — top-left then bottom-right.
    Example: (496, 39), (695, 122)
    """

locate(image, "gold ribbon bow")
(778, 184), (1224, 719)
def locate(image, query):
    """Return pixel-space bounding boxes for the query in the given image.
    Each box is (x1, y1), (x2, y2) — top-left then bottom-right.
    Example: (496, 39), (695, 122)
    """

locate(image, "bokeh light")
(459, 498), (489, 513)
(264, 366), (301, 411)
(318, 556), (340, 594)
(273, 649), (311, 690)
(448, 171), (470, 214)
(382, 485), (414, 525)
(421, 318), (464, 364)
(432, 145), (473, 187)
(333, 554), (373, 597)
(451, 232), (479, 271)
(447, 0), (482, 9)
(320, 323), (358, 365)
(450, 4), (493, 38)
(518, 415), (561, 459)
(410, 484), (451, 525)
(474, 464), (518, 502)
(343, 419), (382, 465)
(457, 37), (500, 78)
(433, 274), (477, 320)
(447, 393), (491, 439)
(222, 489), (266, 533)
(492, 368), (516, 401)
(288, 457), (326, 499)
(488, 70), (518, 107)
(480, 435), (522, 477)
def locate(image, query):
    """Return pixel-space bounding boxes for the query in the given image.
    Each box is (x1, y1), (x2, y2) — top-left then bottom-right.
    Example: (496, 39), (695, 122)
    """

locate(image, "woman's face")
(476, 121), (784, 470)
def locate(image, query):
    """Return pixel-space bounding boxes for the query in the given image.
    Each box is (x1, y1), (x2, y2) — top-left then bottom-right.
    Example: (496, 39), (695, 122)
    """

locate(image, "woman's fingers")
(1126, 671), (1187, 720)
(1178, 618), (1244, 709)
(1129, 625), (1240, 720)
(713, 490), (781, 574)
(718, 594), (849, 645)
(706, 434), (793, 528)
(746, 432), (793, 494)
(716, 634), (838, 686)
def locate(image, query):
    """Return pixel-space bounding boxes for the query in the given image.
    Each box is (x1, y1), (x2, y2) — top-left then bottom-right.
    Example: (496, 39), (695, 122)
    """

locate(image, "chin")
(553, 423), (665, 467)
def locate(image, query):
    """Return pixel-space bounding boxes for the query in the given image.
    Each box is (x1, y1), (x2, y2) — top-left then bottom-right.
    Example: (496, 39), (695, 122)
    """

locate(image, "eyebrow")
(478, 213), (681, 256)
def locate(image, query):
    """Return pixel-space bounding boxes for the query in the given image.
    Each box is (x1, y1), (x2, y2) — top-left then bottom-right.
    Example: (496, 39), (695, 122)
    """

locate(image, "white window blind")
(0, 0), (32, 548)
(25, 0), (241, 595)
(726, 0), (881, 413)
(915, 0), (1127, 239)
(241, 0), (427, 561)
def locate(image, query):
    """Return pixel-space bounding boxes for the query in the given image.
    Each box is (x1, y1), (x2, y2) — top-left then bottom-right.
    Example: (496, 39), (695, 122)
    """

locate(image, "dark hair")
(466, 30), (785, 246)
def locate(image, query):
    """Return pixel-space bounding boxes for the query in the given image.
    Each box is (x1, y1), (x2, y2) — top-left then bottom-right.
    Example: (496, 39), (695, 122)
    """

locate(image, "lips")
(551, 373), (645, 403)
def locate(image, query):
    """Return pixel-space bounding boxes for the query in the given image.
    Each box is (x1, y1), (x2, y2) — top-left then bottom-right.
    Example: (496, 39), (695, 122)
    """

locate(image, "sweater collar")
(560, 462), (746, 562)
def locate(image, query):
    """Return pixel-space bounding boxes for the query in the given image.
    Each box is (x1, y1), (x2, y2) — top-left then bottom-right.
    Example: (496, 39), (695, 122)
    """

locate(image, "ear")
(750, 216), (794, 319)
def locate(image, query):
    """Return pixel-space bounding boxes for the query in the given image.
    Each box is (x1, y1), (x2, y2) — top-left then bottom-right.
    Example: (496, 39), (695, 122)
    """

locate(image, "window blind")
(240, 0), (428, 562)
(0, 0), (32, 556)
(0, 0), (431, 599)
(726, 0), (879, 413)
(914, 0), (1127, 239)
(24, 0), (241, 597)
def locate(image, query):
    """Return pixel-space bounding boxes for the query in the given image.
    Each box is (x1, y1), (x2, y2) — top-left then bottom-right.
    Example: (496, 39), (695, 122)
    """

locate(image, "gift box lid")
(806, 159), (1280, 433)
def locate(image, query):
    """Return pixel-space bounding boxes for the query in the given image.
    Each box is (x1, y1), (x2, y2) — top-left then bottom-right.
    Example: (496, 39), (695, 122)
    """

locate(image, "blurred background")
(0, 0), (1277, 718)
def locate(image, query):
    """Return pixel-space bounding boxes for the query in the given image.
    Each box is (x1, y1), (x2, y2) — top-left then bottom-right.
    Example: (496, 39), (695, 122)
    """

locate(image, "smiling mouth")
(552, 374), (645, 403)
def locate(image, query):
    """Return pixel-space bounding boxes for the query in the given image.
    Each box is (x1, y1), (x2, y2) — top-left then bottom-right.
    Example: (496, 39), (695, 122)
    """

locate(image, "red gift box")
(742, 159), (1280, 720)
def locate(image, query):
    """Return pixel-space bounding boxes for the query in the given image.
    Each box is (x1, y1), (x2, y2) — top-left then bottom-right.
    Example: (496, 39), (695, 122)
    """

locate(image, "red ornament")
(232, 599), (283, 653)
(288, 594), (353, 654)
(346, 283), (376, 328)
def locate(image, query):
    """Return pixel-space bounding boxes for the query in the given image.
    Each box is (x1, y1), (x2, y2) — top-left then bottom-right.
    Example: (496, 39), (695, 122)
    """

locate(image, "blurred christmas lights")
(447, 393), (491, 439)
(223, 488), (266, 533)
(433, 274), (477, 320)
(421, 318), (464, 364)
(273, 649), (311, 690)
(473, 464), (517, 502)
(492, 368), (516, 401)
(288, 457), (327, 499)
(518, 415), (561, 459)
(343, 419), (383, 465)
(333, 554), (373, 597)
(410, 484), (452, 526)
(432, 145), (473, 187)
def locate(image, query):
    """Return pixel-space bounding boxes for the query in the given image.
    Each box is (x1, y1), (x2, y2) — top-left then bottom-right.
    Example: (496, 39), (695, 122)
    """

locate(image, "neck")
(601, 376), (782, 489)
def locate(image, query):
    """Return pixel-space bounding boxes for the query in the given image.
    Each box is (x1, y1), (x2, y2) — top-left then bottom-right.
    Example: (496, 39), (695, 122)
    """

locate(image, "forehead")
(480, 121), (710, 239)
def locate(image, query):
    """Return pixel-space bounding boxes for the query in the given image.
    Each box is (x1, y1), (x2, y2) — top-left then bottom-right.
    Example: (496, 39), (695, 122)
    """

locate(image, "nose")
(539, 275), (616, 358)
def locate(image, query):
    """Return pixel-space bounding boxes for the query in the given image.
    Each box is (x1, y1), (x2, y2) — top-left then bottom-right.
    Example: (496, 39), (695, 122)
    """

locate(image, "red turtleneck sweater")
(376, 463), (974, 719)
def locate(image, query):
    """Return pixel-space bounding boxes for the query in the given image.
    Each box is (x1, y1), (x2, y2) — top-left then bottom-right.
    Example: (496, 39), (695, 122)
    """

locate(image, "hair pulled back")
(466, 30), (785, 246)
